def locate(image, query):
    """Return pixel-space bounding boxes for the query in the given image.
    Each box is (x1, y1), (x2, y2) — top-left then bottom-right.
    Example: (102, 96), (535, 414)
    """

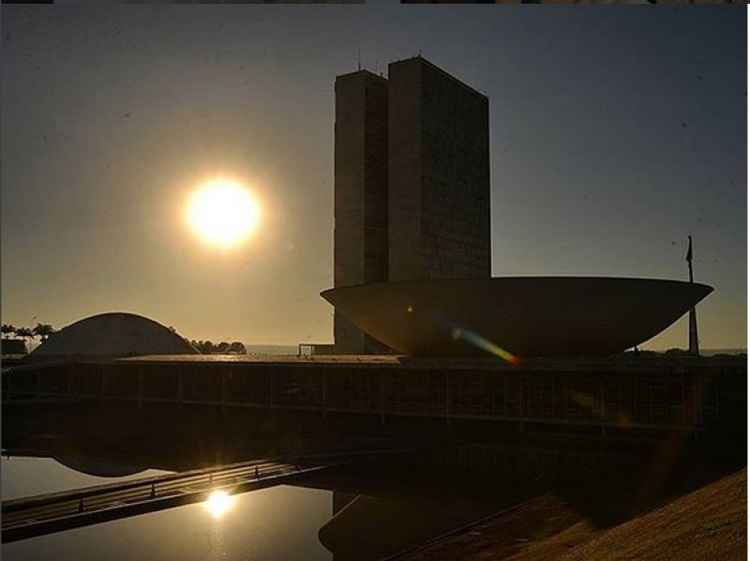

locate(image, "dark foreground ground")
(394, 467), (746, 561)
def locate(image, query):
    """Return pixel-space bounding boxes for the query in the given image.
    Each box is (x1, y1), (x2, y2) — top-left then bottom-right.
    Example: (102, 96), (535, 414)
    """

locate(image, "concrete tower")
(332, 57), (490, 354)
(387, 57), (491, 281)
(333, 70), (389, 354)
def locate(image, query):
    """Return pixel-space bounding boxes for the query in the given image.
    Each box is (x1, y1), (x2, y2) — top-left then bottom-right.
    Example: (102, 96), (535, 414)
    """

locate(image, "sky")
(1, 6), (746, 349)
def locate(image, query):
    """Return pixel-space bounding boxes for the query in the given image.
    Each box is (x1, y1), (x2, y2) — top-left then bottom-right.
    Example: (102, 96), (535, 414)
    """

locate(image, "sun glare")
(186, 179), (260, 248)
(204, 490), (235, 519)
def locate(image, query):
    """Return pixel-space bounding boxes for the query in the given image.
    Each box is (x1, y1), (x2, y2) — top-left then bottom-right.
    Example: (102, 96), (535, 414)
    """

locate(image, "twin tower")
(334, 56), (491, 353)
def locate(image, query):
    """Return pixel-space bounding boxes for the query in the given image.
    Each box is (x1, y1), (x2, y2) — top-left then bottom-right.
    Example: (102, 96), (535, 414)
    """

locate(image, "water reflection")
(1, 404), (535, 560)
(2, 486), (333, 561)
(1, 456), (173, 501)
(204, 490), (235, 519)
(320, 492), (497, 561)
(3, 401), (743, 561)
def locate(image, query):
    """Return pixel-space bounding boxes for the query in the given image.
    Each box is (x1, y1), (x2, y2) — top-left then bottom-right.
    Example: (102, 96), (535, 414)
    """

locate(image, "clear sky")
(1, 6), (746, 349)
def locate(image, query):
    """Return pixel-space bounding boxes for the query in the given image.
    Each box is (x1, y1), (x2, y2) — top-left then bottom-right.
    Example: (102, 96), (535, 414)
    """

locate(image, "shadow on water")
(3, 401), (745, 561)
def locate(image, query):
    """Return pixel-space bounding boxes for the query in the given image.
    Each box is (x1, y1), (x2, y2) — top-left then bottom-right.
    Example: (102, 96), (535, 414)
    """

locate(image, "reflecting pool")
(1, 456), (173, 501)
(2, 485), (333, 561)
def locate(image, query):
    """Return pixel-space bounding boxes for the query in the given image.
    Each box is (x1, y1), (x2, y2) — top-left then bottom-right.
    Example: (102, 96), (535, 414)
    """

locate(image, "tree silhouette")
(191, 340), (215, 354)
(228, 341), (247, 354)
(32, 323), (55, 342)
(14, 327), (33, 343)
(186, 339), (245, 354)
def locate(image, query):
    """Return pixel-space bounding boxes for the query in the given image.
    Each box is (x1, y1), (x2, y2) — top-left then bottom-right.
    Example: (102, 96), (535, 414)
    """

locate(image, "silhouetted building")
(334, 70), (390, 354)
(30, 312), (198, 359)
(388, 57), (490, 281)
(333, 57), (490, 353)
(324, 277), (713, 357)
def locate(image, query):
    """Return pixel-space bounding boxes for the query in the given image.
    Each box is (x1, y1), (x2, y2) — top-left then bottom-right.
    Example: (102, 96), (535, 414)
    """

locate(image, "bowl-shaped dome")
(322, 277), (713, 358)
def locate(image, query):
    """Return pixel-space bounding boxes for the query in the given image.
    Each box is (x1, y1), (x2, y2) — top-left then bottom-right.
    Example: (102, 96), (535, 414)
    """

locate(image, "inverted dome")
(31, 312), (198, 358)
(322, 277), (713, 358)
(53, 452), (146, 478)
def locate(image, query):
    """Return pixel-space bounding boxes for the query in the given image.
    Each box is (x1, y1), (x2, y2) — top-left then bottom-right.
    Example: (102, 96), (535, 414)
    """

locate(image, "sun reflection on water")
(203, 490), (235, 519)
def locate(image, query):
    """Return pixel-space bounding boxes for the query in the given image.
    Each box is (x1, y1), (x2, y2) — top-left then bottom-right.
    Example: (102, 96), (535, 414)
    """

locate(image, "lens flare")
(451, 327), (521, 365)
(186, 179), (260, 249)
(203, 490), (234, 519)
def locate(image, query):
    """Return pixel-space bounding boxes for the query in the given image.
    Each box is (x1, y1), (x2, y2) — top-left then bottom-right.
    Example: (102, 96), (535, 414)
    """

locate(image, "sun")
(186, 179), (260, 249)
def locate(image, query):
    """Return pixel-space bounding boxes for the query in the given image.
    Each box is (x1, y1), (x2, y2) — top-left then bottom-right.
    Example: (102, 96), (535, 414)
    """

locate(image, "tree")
(228, 342), (247, 354)
(188, 339), (245, 354)
(14, 327), (33, 343)
(32, 323), (55, 342)
(1, 324), (17, 337)
(192, 340), (215, 354)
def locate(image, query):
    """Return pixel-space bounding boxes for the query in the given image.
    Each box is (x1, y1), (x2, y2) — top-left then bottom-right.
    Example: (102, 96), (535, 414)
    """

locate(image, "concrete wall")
(388, 57), (490, 281)
(7, 355), (744, 434)
(334, 70), (389, 354)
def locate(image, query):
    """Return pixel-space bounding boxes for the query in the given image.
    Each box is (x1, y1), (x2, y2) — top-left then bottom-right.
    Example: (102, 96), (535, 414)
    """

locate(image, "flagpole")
(686, 235), (699, 357)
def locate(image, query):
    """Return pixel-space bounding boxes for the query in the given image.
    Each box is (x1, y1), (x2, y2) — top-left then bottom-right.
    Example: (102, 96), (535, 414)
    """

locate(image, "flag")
(685, 235), (692, 262)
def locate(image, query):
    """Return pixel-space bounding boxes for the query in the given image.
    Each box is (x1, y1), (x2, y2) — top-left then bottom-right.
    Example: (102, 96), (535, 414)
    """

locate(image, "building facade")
(333, 57), (490, 353)
(388, 57), (490, 281)
(333, 70), (390, 354)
